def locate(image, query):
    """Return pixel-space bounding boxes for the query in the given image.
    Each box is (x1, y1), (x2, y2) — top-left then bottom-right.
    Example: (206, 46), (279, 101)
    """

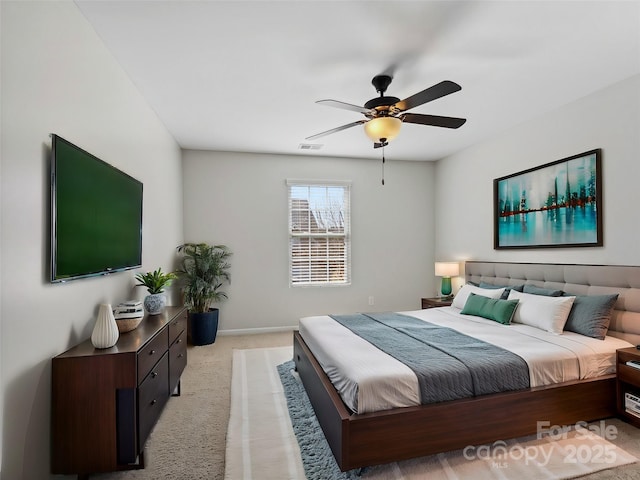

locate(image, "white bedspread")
(298, 307), (632, 414)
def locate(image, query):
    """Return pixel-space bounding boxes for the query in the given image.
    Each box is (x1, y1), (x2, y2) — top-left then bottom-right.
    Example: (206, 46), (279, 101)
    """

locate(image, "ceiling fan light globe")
(364, 116), (401, 143)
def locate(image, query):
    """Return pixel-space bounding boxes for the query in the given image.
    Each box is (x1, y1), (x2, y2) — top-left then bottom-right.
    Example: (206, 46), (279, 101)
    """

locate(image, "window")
(287, 180), (351, 286)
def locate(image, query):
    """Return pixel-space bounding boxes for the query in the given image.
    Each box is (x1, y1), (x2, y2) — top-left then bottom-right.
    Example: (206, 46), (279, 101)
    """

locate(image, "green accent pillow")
(523, 284), (564, 297)
(564, 293), (619, 340)
(460, 293), (519, 325)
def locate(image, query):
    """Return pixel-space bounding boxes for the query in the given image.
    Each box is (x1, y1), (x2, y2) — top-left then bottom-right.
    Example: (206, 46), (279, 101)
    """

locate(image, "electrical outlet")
(368, 296), (375, 306)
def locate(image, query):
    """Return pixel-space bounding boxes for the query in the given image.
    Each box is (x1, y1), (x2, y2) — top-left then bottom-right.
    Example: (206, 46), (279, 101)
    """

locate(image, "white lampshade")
(363, 116), (402, 143)
(434, 262), (460, 278)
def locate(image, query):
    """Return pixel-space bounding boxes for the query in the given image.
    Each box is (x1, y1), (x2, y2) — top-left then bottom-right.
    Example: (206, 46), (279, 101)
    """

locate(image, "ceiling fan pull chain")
(382, 147), (385, 186)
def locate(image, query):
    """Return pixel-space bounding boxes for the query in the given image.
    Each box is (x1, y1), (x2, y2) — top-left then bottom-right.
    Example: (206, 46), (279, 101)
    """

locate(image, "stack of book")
(113, 301), (144, 320)
(624, 391), (640, 419)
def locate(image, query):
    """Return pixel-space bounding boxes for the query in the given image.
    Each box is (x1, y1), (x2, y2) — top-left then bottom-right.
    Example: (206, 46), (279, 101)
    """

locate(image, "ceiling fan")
(307, 74), (466, 148)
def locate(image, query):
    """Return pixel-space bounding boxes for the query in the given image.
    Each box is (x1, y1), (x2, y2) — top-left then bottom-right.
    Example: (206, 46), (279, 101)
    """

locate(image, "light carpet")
(226, 346), (637, 480)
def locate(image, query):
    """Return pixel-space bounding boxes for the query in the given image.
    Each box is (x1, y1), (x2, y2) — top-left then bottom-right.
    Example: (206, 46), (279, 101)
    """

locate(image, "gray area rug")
(278, 360), (359, 480)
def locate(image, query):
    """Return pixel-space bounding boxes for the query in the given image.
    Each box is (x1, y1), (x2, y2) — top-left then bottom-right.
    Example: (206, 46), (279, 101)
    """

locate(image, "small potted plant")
(176, 243), (231, 345)
(135, 267), (178, 314)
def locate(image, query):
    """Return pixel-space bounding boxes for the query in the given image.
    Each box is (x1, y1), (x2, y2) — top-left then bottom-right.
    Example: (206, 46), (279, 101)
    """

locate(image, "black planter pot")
(189, 308), (219, 345)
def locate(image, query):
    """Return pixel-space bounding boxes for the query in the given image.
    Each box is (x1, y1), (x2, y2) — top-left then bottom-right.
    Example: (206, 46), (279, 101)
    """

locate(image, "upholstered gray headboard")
(465, 261), (640, 345)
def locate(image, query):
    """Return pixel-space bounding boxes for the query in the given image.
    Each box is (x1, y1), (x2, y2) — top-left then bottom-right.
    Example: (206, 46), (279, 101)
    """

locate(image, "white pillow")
(452, 284), (506, 309)
(507, 290), (576, 334)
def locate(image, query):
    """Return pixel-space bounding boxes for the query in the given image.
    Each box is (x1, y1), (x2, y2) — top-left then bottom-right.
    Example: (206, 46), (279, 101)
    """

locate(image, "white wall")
(434, 74), (640, 278)
(0, 2), (183, 478)
(182, 150), (436, 332)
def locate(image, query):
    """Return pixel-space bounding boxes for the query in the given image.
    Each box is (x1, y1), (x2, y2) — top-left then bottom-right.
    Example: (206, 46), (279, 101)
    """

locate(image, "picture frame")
(494, 149), (602, 249)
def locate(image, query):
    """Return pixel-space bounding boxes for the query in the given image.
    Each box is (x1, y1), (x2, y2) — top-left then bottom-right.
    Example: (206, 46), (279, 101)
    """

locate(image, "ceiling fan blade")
(306, 120), (367, 140)
(401, 113), (467, 129)
(316, 99), (375, 115)
(394, 80), (462, 112)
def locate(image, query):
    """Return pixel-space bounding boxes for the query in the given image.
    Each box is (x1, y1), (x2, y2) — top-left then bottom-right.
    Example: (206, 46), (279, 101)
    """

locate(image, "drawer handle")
(149, 349), (156, 355)
(177, 339), (182, 344)
(151, 372), (158, 378)
(178, 353), (184, 358)
(151, 399), (157, 405)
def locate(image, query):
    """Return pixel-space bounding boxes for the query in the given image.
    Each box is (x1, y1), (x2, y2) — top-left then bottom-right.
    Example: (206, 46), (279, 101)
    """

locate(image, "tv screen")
(50, 134), (143, 282)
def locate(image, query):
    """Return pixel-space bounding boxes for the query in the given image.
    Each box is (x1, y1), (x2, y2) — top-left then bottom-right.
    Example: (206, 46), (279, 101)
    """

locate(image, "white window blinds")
(287, 180), (351, 286)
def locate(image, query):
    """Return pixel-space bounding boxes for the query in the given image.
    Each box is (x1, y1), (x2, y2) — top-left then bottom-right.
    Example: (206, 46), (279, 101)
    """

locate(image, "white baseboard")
(218, 326), (296, 336)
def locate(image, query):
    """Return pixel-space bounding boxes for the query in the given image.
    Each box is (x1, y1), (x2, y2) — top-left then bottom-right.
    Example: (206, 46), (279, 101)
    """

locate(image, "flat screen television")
(50, 134), (143, 283)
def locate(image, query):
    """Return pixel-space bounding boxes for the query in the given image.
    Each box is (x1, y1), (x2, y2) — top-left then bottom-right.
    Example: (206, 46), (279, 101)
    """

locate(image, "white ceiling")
(75, 1), (640, 162)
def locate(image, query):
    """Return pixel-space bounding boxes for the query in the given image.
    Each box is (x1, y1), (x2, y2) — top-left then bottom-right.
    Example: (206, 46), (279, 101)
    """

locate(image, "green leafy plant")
(135, 268), (178, 294)
(176, 243), (232, 313)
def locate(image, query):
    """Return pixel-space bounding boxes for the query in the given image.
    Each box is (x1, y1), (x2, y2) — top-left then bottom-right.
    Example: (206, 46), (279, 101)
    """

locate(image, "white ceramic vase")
(91, 303), (120, 349)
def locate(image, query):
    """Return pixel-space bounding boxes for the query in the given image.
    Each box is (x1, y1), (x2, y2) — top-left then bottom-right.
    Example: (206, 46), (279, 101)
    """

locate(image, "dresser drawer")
(138, 352), (169, 450)
(137, 329), (169, 383)
(169, 331), (187, 392)
(168, 309), (187, 345)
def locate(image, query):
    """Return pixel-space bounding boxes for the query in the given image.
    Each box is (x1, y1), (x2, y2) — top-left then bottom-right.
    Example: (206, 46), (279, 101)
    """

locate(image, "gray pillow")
(564, 294), (619, 340)
(479, 282), (524, 299)
(523, 284), (564, 297)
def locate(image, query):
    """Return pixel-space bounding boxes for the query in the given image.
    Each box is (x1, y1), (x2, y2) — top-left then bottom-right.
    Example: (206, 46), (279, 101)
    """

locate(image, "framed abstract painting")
(494, 149), (602, 249)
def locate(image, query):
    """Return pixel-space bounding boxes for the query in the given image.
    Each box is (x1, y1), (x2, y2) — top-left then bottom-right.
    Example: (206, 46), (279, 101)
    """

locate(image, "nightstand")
(616, 347), (640, 428)
(421, 297), (453, 309)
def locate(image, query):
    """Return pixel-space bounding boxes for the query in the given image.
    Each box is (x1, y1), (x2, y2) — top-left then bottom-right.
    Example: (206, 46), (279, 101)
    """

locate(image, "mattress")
(298, 307), (632, 414)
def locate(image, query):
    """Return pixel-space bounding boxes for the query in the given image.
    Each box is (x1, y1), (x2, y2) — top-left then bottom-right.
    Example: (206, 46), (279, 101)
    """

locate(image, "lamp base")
(440, 277), (452, 297)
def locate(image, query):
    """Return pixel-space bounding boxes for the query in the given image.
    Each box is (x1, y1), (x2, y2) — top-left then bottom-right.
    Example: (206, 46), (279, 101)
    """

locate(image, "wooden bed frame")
(294, 332), (615, 471)
(293, 261), (640, 472)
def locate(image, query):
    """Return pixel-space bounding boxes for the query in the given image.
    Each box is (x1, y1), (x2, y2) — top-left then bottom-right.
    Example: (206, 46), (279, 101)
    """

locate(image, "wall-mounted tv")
(50, 134), (143, 283)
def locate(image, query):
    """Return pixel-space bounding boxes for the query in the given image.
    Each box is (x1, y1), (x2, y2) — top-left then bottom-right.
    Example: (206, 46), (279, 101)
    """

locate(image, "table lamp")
(435, 262), (460, 297)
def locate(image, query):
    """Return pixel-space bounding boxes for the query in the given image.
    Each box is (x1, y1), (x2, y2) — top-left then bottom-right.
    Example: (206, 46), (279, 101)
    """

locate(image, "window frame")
(287, 179), (351, 287)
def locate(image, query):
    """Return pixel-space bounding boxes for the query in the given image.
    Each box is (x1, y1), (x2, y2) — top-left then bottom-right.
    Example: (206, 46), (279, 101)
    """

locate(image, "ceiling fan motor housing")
(365, 75), (399, 115)
(364, 96), (400, 114)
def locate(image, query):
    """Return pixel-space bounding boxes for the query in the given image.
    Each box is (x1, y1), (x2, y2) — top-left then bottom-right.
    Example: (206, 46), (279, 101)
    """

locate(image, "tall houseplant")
(176, 243), (232, 345)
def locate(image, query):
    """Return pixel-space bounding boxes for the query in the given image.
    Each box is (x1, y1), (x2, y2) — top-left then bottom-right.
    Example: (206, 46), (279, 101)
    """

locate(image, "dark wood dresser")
(51, 306), (187, 477)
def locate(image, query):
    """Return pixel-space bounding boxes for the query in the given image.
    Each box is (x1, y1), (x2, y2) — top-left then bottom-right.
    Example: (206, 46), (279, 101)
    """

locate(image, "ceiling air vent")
(298, 143), (323, 151)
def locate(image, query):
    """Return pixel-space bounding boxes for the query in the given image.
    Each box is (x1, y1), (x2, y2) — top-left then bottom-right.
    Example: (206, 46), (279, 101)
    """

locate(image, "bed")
(293, 261), (640, 471)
